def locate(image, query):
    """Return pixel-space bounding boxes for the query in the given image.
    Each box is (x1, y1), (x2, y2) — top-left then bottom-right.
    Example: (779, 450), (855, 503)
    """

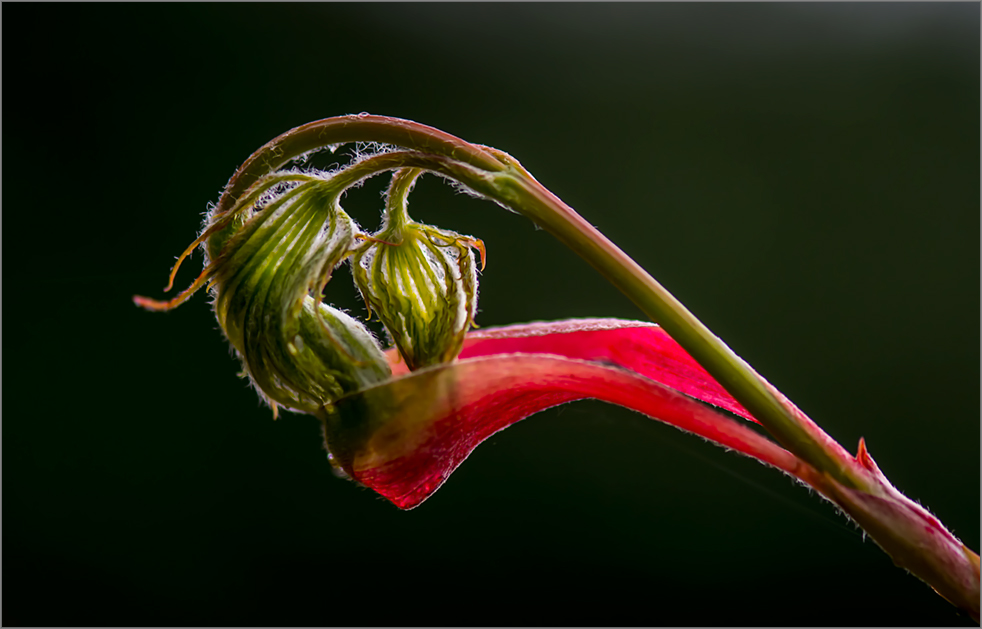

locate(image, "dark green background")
(4, 3), (979, 626)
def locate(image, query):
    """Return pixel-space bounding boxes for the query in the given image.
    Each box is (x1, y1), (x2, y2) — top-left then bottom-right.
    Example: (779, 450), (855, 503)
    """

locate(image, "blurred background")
(4, 3), (979, 626)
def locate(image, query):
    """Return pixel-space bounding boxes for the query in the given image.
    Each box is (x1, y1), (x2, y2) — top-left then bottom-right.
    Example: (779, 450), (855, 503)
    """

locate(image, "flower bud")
(352, 169), (484, 371)
(208, 175), (391, 415)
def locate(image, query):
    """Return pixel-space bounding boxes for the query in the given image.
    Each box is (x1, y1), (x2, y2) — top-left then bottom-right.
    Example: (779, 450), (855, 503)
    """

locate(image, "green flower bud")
(136, 172), (392, 418)
(352, 168), (485, 371)
(209, 176), (391, 415)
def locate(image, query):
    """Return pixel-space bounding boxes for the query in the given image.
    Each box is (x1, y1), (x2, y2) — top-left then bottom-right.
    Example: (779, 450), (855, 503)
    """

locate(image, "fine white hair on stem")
(352, 141), (397, 162)
(434, 172), (519, 216)
(289, 144), (340, 167)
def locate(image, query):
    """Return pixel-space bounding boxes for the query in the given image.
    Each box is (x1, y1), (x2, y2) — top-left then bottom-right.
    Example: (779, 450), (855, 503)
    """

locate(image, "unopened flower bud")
(212, 177), (392, 415)
(136, 172), (391, 417)
(352, 169), (485, 371)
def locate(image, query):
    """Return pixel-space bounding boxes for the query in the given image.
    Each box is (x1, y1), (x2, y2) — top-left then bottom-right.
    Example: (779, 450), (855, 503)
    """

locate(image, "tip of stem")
(133, 294), (173, 311)
(466, 237), (486, 272)
(856, 437), (882, 476)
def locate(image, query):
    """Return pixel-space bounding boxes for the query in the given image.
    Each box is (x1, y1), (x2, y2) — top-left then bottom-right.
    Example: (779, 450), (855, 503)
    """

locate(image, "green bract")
(351, 169), (484, 371)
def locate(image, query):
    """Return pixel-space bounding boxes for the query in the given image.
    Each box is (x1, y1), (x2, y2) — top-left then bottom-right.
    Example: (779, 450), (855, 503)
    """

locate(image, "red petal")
(386, 318), (753, 421)
(324, 353), (801, 510)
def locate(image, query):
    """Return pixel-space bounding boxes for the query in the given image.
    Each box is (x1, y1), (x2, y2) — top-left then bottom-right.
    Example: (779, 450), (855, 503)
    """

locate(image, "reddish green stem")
(215, 115), (505, 217)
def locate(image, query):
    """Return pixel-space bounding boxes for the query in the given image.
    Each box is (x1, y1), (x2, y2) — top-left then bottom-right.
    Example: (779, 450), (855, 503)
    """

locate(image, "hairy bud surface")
(352, 169), (483, 371)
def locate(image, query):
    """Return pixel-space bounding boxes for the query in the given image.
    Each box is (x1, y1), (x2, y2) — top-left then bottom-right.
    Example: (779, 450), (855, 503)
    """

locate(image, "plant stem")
(489, 163), (865, 488)
(214, 115), (505, 217)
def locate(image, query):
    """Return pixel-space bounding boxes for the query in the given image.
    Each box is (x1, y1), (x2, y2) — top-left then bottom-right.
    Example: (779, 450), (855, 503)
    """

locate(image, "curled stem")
(215, 115), (506, 218)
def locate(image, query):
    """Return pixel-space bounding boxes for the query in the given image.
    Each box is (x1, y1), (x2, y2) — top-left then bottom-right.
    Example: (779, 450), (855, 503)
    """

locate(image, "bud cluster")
(137, 162), (485, 418)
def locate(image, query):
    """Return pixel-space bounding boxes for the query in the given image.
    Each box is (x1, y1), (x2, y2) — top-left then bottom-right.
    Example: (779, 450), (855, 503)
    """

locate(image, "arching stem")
(215, 115), (506, 217)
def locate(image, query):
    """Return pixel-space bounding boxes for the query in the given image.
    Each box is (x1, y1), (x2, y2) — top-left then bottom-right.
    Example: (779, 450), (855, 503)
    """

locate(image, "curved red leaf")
(324, 353), (802, 509)
(463, 319), (755, 421)
(388, 319), (754, 420)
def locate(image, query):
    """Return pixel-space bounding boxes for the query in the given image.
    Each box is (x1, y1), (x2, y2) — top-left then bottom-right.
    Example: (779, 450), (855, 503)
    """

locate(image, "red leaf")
(462, 319), (755, 421)
(329, 320), (800, 509)
(388, 319), (753, 421)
